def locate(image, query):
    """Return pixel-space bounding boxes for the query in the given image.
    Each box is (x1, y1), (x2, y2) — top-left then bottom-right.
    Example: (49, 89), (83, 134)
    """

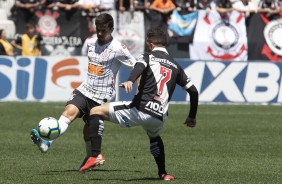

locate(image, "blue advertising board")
(1, 56), (282, 104)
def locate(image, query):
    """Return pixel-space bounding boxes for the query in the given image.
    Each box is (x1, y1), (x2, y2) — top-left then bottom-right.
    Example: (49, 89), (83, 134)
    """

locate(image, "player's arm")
(184, 84), (198, 128)
(177, 67), (199, 128)
(119, 54), (147, 93)
(135, 76), (141, 95)
(119, 62), (146, 93)
(116, 43), (137, 70)
(81, 38), (89, 56)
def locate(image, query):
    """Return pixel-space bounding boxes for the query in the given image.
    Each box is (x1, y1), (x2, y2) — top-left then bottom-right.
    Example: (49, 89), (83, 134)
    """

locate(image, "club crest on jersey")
(100, 48), (112, 60)
(88, 45), (95, 53)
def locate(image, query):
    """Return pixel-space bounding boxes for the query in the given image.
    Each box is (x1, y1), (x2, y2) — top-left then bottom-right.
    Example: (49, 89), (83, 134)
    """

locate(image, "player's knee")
(147, 130), (161, 139)
(90, 106), (106, 118)
(62, 105), (80, 121)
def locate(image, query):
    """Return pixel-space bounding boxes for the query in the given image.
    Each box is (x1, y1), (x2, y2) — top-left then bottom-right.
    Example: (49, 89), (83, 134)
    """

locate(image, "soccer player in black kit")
(80, 28), (199, 180)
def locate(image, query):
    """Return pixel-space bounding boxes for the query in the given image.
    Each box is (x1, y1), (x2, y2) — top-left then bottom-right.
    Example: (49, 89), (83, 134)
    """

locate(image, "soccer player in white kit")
(30, 13), (137, 168)
(80, 28), (199, 180)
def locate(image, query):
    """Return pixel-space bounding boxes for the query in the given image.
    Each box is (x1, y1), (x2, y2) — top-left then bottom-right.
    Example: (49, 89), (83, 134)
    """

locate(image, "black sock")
(88, 115), (104, 157)
(150, 136), (166, 176)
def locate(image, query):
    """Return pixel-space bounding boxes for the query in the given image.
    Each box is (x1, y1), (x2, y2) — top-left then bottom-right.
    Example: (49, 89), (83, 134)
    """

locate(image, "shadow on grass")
(39, 168), (142, 175)
(90, 177), (160, 181)
(39, 170), (182, 182)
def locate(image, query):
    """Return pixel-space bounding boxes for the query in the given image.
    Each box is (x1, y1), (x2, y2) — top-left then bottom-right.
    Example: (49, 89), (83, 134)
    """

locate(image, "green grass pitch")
(0, 102), (282, 184)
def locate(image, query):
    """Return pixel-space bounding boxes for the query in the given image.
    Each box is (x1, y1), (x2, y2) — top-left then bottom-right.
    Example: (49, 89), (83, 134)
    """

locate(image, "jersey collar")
(152, 47), (168, 54)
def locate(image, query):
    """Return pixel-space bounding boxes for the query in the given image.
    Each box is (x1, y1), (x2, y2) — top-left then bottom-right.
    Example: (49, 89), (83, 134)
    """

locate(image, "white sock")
(44, 116), (71, 147)
(58, 115), (72, 136)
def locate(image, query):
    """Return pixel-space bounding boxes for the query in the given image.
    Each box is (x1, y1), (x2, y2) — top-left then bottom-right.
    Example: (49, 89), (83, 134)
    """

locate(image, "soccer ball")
(38, 117), (60, 140)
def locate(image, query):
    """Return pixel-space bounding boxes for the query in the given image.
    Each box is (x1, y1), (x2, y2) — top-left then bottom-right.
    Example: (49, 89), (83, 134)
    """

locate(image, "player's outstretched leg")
(30, 129), (51, 153)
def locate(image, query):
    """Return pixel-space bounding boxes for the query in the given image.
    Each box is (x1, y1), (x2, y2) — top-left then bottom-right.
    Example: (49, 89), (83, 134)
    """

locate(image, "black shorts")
(66, 89), (101, 122)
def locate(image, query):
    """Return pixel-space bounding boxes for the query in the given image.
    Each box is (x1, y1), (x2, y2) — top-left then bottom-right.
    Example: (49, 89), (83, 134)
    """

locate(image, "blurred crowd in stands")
(0, 0), (281, 57)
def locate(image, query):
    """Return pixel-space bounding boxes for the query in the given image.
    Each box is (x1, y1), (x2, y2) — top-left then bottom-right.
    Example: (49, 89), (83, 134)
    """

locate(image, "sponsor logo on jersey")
(88, 63), (104, 76)
(150, 55), (177, 69)
(145, 101), (164, 115)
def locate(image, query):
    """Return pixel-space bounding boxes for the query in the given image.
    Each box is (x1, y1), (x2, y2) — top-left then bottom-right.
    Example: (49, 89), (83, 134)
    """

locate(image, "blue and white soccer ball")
(38, 117), (60, 140)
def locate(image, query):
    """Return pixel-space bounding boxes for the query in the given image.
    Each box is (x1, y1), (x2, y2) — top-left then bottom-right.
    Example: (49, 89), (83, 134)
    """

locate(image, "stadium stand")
(0, 0), (15, 18)
(0, 8), (15, 39)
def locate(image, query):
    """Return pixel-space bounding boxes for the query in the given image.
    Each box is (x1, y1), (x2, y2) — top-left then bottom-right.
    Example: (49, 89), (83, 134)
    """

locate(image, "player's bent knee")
(63, 104), (80, 120)
(89, 105), (109, 119)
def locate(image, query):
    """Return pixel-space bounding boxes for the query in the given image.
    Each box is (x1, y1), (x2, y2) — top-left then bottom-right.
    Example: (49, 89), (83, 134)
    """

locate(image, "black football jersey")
(131, 47), (193, 120)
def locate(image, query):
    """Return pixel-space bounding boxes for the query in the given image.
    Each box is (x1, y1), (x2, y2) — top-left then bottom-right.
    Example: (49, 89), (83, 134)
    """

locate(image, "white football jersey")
(77, 37), (136, 104)
(81, 34), (97, 56)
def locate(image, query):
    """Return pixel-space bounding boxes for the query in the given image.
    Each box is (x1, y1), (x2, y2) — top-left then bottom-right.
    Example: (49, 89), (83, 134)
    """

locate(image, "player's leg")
(80, 102), (130, 172)
(59, 104), (80, 135)
(79, 103), (110, 172)
(79, 96), (108, 169)
(31, 90), (83, 153)
(149, 136), (173, 180)
(79, 123), (92, 169)
(145, 121), (174, 180)
(30, 104), (80, 153)
(82, 115), (92, 157)
(79, 117), (105, 169)
(80, 101), (167, 174)
(30, 129), (51, 153)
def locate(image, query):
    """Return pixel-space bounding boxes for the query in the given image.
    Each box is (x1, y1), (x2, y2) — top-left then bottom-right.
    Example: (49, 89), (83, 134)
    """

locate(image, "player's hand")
(184, 117), (196, 128)
(119, 81), (133, 93)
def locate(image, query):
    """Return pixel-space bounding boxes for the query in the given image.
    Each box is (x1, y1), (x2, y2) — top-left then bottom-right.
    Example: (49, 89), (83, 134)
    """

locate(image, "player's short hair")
(146, 28), (167, 47)
(0, 29), (3, 37)
(95, 13), (114, 29)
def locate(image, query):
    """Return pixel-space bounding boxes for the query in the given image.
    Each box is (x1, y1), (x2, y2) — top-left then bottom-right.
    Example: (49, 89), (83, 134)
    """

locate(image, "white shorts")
(109, 101), (166, 137)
